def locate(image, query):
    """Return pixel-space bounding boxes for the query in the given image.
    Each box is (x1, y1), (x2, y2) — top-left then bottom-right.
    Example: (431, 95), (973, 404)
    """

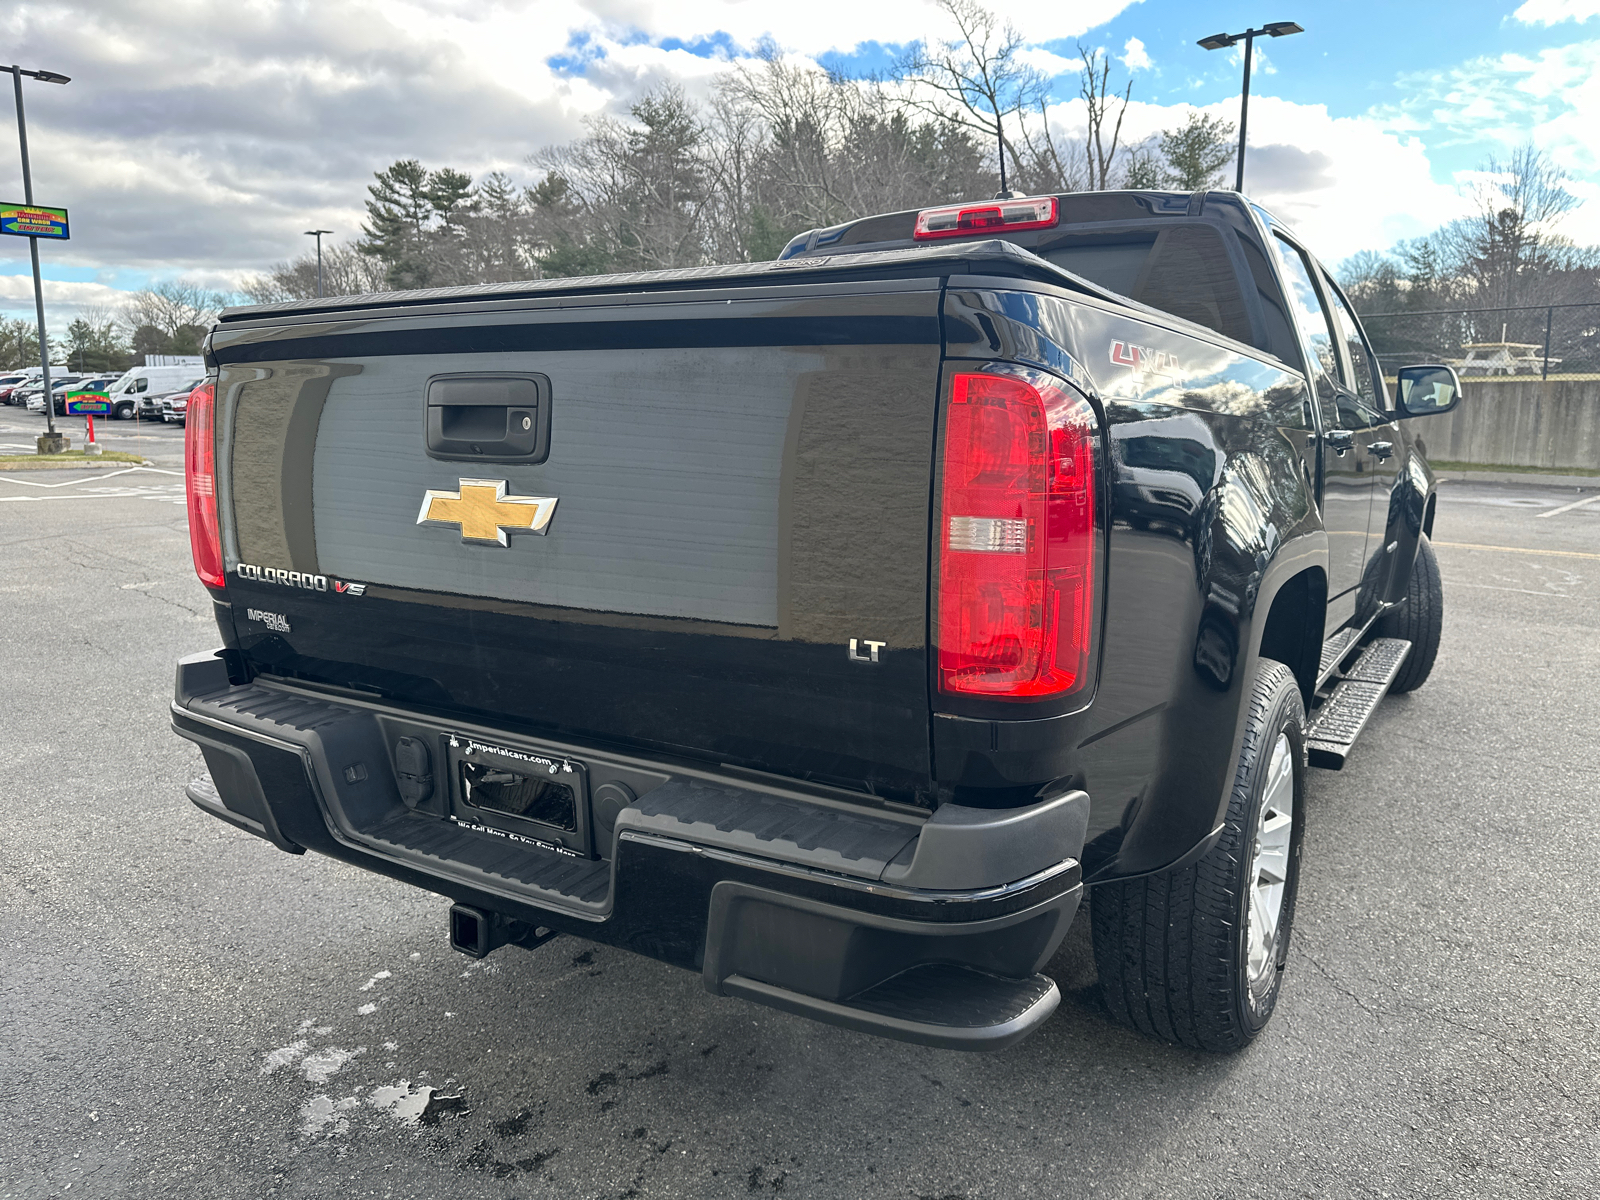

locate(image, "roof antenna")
(994, 116), (1017, 200)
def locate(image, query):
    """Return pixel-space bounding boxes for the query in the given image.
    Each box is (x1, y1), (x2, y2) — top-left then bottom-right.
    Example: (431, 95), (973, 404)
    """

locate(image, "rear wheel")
(1376, 535), (1442, 693)
(1090, 658), (1307, 1052)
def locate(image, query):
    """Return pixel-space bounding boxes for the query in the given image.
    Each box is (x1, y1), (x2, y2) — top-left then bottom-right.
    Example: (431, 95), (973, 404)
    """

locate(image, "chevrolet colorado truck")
(171, 189), (1461, 1053)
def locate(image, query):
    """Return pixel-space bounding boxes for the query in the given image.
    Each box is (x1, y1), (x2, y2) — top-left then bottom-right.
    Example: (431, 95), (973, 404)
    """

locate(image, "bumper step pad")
(1306, 637), (1412, 770)
(366, 809), (611, 906)
(722, 964), (1059, 1051)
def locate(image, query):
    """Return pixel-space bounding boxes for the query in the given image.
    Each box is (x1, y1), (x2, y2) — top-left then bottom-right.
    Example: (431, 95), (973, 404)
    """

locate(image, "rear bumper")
(171, 651), (1086, 1050)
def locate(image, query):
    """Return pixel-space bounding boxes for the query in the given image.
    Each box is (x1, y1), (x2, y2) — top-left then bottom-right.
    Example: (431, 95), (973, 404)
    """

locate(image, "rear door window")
(1271, 236), (1340, 384)
(1324, 279), (1387, 410)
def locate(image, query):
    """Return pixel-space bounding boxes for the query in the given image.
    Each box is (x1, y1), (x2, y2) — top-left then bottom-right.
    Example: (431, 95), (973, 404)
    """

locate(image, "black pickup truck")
(172, 189), (1461, 1054)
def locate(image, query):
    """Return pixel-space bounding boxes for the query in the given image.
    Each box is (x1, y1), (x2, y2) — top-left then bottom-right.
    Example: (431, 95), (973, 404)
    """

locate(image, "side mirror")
(1394, 364), (1462, 418)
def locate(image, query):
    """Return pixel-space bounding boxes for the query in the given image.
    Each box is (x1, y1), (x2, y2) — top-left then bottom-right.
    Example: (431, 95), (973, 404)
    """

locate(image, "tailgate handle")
(425, 373), (551, 464)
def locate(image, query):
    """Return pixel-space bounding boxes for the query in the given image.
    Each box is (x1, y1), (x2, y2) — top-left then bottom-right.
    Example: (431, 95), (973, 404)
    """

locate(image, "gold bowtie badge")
(416, 479), (558, 546)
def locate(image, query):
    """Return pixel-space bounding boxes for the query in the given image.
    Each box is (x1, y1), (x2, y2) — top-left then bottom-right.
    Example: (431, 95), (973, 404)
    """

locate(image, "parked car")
(160, 387), (198, 425)
(104, 363), (206, 420)
(23, 375), (83, 410)
(173, 188), (1461, 1056)
(0, 373), (28, 404)
(2, 367), (69, 405)
(140, 377), (206, 422)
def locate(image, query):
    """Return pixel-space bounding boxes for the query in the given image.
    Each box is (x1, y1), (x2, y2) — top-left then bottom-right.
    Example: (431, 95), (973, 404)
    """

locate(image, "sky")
(3, 0), (1600, 323)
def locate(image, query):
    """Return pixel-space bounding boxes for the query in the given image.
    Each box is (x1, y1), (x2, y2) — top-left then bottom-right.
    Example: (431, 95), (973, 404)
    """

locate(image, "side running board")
(1306, 637), (1412, 770)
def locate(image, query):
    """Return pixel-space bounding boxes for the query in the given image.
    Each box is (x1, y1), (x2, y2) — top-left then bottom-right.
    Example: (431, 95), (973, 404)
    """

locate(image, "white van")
(106, 364), (206, 420)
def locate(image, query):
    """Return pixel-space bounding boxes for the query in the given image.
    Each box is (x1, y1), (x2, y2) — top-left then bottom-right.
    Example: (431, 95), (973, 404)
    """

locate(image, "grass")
(0, 449), (149, 470)
(1431, 460), (1600, 478)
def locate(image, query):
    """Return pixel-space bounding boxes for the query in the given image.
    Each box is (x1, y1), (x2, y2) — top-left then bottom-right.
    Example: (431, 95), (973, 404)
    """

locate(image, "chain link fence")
(1361, 301), (1600, 382)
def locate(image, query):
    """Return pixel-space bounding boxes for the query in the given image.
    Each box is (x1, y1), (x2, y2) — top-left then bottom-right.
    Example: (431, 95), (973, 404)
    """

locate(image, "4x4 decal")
(1110, 340), (1180, 375)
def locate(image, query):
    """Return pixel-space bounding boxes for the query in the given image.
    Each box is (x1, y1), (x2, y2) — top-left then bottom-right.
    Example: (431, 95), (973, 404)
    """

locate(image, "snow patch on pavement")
(300, 1094), (361, 1137)
(300, 1045), (365, 1083)
(261, 1040), (308, 1074)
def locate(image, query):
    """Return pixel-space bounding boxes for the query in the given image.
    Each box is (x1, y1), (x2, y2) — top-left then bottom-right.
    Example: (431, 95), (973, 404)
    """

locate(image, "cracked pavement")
(1, 453), (1596, 1199)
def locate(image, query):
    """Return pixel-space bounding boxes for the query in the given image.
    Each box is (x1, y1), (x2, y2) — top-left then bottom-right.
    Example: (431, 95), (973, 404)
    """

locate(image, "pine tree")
(359, 160), (437, 289)
(1159, 112), (1236, 190)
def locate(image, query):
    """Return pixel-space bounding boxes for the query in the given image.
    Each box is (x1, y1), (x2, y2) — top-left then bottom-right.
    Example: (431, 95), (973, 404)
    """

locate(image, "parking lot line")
(1433, 540), (1600, 561)
(1535, 494), (1600, 519)
(0, 465), (182, 488)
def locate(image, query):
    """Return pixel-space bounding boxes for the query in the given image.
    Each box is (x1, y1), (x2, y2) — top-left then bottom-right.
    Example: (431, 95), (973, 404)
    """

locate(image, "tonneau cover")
(215, 241), (1125, 325)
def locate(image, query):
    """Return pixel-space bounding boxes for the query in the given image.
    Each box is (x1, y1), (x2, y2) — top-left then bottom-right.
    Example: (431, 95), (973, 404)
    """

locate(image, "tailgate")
(210, 281), (944, 804)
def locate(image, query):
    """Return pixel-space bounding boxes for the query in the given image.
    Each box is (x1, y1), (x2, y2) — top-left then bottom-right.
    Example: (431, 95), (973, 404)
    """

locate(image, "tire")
(113, 401), (134, 420)
(1090, 658), (1307, 1053)
(1375, 535), (1442, 693)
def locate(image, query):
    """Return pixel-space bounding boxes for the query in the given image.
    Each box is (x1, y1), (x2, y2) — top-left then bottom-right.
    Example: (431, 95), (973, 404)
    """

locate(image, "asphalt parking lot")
(0, 410), (187, 469)
(2, 416), (1596, 1199)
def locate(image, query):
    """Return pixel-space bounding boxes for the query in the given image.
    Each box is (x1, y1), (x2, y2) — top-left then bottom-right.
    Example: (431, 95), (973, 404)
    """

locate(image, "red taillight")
(937, 369), (1096, 699)
(913, 196), (1058, 240)
(185, 380), (224, 590)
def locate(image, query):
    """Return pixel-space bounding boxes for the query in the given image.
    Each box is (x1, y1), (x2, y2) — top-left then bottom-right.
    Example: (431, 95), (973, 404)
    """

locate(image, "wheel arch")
(1254, 564), (1328, 708)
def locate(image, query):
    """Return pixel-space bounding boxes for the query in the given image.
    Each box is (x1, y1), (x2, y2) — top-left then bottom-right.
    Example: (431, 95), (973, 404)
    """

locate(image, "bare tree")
(533, 85), (714, 273)
(241, 243), (390, 303)
(1439, 142), (1583, 308)
(895, 0), (1049, 194)
(1077, 42), (1133, 190)
(121, 281), (229, 337)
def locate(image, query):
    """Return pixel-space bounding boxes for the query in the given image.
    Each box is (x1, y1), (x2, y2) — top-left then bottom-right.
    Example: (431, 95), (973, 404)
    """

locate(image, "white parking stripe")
(1535, 493), (1600, 519)
(0, 465), (182, 488)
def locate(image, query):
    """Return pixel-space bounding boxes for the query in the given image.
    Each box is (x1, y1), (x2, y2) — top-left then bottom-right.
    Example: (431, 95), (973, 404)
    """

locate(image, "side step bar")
(1306, 637), (1412, 770)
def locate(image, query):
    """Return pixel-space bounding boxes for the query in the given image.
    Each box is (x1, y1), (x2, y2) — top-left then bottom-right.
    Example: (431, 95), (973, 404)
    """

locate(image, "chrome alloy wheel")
(1245, 732), (1295, 984)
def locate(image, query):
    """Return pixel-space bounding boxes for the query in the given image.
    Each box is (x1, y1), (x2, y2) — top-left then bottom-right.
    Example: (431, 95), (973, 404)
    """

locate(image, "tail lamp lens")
(937, 370), (1097, 699)
(185, 380), (225, 589)
(913, 196), (1058, 240)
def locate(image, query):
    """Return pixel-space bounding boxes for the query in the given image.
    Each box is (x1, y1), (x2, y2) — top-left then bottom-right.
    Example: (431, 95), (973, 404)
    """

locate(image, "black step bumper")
(171, 651), (1086, 1050)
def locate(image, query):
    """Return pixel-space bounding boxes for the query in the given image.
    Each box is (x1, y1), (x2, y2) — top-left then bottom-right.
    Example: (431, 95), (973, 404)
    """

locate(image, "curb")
(1434, 470), (1599, 490)
(0, 458), (154, 472)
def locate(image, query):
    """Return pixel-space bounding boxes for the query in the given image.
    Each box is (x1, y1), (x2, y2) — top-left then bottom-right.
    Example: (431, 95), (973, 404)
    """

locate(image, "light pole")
(4, 64), (71, 446)
(1197, 22), (1303, 193)
(304, 228), (331, 297)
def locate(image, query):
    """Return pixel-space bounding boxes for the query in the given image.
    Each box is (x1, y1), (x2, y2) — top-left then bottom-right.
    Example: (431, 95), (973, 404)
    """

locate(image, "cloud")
(0, 0), (1593, 325)
(1035, 94), (1472, 260)
(1237, 97), (1475, 258)
(0, 0), (1154, 321)
(0, 274), (132, 318)
(1381, 36), (1600, 240)
(1016, 47), (1082, 78)
(1513, 0), (1600, 25)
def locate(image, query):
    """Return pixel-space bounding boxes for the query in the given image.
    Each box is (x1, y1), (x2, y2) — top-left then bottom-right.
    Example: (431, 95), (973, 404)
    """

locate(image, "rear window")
(1039, 224), (1254, 348)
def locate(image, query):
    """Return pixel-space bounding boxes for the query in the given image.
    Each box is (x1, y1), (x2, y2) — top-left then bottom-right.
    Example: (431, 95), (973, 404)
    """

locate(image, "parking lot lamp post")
(5, 65), (71, 444)
(1197, 22), (1303, 192)
(304, 228), (331, 297)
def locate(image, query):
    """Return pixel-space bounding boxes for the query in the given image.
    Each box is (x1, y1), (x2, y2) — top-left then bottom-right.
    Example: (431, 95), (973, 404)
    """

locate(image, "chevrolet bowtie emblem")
(416, 479), (558, 545)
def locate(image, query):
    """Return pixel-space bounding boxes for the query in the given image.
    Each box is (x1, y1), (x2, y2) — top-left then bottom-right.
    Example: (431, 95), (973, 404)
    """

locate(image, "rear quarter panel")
(941, 282), (1324, 878)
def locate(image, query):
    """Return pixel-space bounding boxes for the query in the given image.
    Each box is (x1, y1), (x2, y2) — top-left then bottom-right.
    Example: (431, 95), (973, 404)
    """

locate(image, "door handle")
(1324, 430), (1354, 455)
(1368, 440), (1394, 460)
(425, 373), (551, 464)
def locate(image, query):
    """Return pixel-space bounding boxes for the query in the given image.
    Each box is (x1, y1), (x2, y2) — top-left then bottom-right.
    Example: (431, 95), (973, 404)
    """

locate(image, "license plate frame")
(445, 735), (591, 856)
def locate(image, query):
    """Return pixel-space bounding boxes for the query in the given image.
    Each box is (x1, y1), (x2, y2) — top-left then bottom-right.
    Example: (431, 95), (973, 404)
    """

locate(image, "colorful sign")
(0, 204), (70, 240)
(65, 389), (110, 415)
